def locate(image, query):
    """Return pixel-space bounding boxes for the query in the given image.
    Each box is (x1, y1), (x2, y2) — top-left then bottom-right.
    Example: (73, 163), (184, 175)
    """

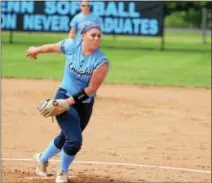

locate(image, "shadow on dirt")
(71, 176), (135, 183)
(2, 170), (138, 183)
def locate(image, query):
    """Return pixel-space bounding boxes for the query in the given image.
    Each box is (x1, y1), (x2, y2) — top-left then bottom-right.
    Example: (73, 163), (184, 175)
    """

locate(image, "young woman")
(25, 23), (109, 183)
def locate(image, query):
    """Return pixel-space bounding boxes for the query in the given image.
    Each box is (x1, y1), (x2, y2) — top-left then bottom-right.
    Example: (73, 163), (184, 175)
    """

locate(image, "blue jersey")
(59, 39), (109, 103)
(70, 12), (101, 42)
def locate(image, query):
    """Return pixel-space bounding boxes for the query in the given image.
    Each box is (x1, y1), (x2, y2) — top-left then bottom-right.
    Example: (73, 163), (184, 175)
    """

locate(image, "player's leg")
(74, 99), (95, 131)
(34, 88), (66, 177)
(55, 107), (82, 182)
(34, 135), (62, 177)
(55, 99), (95, 182)
(39, 131), (65, 163)
(39, 88), (68, 163)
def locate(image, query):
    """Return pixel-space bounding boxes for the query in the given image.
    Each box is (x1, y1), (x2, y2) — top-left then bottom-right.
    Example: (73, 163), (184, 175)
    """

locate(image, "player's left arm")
(85, 63), (109, 96)
(65, 63), (109, 105)
(37, 63), (109, 117)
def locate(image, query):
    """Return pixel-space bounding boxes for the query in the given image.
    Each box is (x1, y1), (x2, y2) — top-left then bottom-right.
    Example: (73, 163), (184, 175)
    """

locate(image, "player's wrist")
(72, 89), (89, 104)
(65, 97), (75, 106)
(56, 99), (70, 111)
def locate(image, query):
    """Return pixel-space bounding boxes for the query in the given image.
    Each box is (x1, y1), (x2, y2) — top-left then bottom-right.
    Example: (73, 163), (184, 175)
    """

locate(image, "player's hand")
(25, 46), (38, 59)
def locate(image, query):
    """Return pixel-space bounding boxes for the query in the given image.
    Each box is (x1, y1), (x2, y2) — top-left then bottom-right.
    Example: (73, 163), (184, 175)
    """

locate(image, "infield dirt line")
(2, 157), (211, 174)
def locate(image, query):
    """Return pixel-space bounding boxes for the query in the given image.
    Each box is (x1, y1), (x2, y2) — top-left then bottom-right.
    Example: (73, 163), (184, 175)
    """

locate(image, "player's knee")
(54, 135), (65, 150)
(63, 140), (82, 156)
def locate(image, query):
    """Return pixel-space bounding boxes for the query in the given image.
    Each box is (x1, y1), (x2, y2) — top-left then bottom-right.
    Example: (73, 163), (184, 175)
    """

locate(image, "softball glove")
(37, 98), (70, 117)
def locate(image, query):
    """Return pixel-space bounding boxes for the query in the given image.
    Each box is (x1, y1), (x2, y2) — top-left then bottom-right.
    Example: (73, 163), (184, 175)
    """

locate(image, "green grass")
(1, 31), (211, 87)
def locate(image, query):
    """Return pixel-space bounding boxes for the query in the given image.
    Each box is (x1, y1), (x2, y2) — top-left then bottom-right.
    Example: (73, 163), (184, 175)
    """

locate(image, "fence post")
(207, 9), (211, 32)
(160, 2), (165, 51)
(160, 35), (165, 51)
(9, 31), (14, 44)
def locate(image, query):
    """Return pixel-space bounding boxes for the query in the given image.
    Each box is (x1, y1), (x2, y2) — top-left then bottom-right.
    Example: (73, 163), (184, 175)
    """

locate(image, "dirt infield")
(2, 78), (211, 183)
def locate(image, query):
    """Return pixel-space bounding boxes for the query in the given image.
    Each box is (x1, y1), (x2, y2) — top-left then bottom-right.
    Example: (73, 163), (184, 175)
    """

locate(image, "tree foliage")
(164, 2), (211, 28)
(164, 1), (211, 16)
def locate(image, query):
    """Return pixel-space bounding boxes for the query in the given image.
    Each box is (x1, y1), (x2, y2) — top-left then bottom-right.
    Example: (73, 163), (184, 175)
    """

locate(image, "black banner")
(1, 1), (164, 36)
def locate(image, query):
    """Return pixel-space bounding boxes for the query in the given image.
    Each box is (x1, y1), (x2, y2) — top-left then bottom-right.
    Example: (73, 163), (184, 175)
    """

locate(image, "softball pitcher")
(25, 23), (109, 183)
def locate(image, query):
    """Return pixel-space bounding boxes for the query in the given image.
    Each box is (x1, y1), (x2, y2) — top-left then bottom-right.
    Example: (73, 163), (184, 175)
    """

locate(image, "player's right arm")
(25, 39), (75, 59)
(25, 43), (61, 59)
